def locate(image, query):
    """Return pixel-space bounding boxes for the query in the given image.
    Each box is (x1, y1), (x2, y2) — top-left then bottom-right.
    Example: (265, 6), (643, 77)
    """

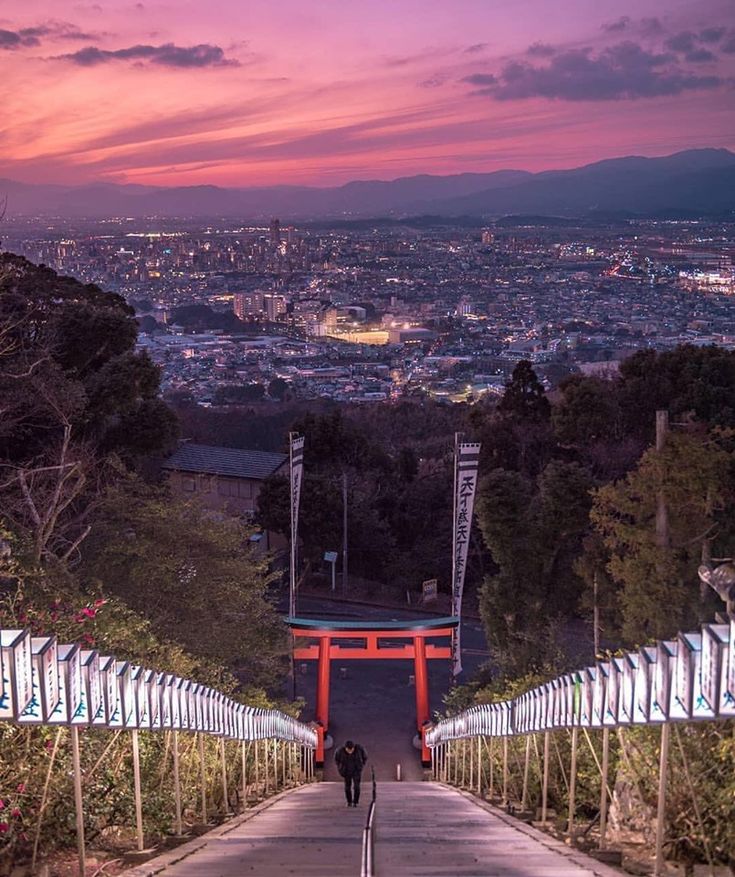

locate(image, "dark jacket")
(335, 744), (367, 777)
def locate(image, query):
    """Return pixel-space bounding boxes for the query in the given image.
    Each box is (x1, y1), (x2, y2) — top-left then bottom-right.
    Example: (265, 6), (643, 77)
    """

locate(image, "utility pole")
(593, 570), (600, 658)
(342, 471), (348, 594)
(655, 410), (669, 549)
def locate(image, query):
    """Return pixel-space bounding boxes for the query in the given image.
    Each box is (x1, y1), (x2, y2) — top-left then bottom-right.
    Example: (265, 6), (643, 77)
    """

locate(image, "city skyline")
(1, 0), (734, 188)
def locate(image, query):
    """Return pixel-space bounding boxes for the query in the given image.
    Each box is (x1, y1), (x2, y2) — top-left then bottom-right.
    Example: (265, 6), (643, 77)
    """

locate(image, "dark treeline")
(174, 342), (735, 683)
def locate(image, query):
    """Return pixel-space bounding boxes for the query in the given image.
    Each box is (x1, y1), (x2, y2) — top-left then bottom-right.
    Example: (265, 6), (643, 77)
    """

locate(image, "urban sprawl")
(4, 216), (734, 405)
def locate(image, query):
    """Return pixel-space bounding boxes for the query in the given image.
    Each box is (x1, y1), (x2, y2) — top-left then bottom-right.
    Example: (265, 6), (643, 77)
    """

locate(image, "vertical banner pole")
(70, 726), (87, 877)
(273, 739), (278, 790)
(502, 736), (509, 805)
(450, 432), (459, 686)
(654, 723), (671, 877)
(522, 734), (531, 811)
(173, 730), (183, 836)
(254, 738), (260, 796)
(461, 738), (467, 787)
(264, 738), (270, 795)
(220, 738), (228, 813)
(342, 471), (348, 593)
(131, 729), (145, 851)
(450, 436), (481, 681)
(199, 733), (208, 823)
(568, 727), (579, 842)
(541, 731), (550, 824)
(600, 727), (610, 850)
(282, 740), (287, 787)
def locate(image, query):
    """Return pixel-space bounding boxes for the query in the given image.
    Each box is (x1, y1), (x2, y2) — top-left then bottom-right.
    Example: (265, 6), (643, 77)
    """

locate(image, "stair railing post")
(199, 733), (208, 823)
(220, 737), (229, 813)
(173, 729), (183, 836)
(70, 726), (87, 877)
(541, 730), (550, 825)
(600, 727), (610, 850)
(654, 723), (671, 877)
(477, 736), (482, 797)
(521, 734), (531, 811)
(568, 727), (579, 842)
(241, 740), (248, 809)
(488, 737), (494, 800)
(131, 729), (145, 851)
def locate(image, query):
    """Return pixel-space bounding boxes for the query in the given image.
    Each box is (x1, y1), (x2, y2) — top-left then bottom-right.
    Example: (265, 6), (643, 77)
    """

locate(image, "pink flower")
(11, 808), (21, 819)
(0, 799), (4, 810)
(81, 607), (96, 619)
(93, 599), (106, 608)
(0, 823), (8, 833)
(16, 784), (25, 793)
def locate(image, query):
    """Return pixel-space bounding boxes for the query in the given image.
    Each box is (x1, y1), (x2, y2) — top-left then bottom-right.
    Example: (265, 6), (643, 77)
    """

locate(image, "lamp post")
(324, 551), (338, 593)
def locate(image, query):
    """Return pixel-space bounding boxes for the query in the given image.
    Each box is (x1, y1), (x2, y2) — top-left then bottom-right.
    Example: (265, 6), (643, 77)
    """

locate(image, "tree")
(496, 360), (551, 422)
(475, 460), (594, 676)
(618, 345), (735, 440)
(81, 481), (287, 687)
(590, 432), (733, 644)
(268, 377), (289, 401)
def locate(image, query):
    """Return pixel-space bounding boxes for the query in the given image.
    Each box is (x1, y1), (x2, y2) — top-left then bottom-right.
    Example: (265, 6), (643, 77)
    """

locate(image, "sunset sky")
(1, 0), (733, 187)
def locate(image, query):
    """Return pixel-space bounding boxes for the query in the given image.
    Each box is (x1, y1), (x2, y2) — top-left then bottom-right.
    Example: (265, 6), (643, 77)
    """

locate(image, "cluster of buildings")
(4, 215), (735, 405)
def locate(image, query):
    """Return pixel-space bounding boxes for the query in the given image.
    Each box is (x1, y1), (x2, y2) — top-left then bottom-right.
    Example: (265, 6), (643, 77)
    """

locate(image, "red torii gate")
(287, 616), (458, 766)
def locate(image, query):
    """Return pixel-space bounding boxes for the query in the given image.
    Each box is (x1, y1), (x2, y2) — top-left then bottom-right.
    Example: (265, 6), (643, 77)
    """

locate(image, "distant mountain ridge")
(2, 149), (733, 219)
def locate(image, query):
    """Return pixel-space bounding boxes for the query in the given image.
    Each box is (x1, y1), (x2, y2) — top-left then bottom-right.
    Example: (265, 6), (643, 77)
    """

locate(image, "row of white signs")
(0, 629), (317, 747)
(427, 620), (735, 745)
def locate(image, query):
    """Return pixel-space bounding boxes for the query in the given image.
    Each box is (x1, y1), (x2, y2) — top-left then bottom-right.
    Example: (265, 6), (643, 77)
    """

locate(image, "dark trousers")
(343, 774), (361, 804)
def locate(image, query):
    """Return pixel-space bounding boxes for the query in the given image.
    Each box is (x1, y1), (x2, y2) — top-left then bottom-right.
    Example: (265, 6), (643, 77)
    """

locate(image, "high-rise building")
(269, 218), (281, 247)
(264, 293), (287, 322)
(481, 230), (494, 245)
(233, 291), (265, 319)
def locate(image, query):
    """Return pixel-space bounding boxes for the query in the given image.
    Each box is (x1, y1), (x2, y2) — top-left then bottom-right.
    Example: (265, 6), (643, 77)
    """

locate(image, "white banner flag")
(451, 440), (481, 676)
(289, 434), (305, 617)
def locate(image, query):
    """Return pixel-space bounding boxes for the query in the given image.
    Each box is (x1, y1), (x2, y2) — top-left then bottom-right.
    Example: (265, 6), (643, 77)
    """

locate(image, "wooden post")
(282, 740), (287, 786)
(273, 739), (279, 790)
(541, 731), (550, 824)
(199, 733), (208, 823)
(70, 726), (87, 877)
(654, 723), (671, 877)
(469, 734), (474, 791)
(461, 738), (467, 787)
(254, 739), (261, 795)
(502, 736), (509, 805)
(220, 738), (229, 813)
(488, 737), (494, 800)
(568, 727), (579, 841)
(241, 741), (248, 810)
(600, 727), (610, 850)
(476, 736), (482, 796)
(131, 730), (145, 851)
(173, 730), (183, 836)
(521, 734), (531, 811)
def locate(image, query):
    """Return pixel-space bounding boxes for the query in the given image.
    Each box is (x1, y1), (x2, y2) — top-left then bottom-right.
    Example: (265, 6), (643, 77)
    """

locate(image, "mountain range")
(2, 149), (734, 220)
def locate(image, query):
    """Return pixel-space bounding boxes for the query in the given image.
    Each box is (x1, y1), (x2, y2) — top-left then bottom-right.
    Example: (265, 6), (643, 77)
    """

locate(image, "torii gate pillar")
(289, 616), (459, 767)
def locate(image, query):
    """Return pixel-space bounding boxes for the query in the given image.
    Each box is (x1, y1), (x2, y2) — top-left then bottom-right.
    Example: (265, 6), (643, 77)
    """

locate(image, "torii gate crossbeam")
(287, 616), (458, 766)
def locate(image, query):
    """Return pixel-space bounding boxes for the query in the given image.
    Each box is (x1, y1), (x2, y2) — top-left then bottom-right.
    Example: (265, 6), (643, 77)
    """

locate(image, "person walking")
(335, 740), (368, 807)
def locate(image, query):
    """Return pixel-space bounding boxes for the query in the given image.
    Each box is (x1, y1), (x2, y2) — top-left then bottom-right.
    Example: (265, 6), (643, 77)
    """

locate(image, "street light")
(324, 551), (338, 593)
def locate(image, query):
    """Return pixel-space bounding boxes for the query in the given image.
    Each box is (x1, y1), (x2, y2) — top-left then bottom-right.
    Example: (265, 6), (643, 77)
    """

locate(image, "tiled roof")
(163, 443), (287, 480)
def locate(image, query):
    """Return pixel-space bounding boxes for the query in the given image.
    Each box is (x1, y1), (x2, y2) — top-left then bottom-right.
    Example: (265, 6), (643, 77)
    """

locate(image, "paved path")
(126, 782), (623, 877)
(375, 783), (622, 876)
(294, 599), (488, 782)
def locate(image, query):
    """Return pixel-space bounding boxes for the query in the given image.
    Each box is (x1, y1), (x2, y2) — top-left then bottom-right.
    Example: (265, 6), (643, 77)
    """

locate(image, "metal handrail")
(360, 767), (377, 877)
